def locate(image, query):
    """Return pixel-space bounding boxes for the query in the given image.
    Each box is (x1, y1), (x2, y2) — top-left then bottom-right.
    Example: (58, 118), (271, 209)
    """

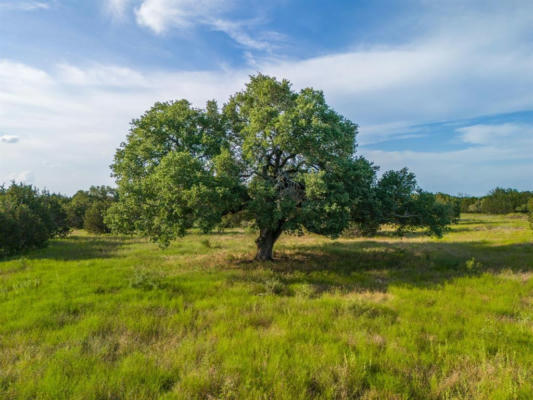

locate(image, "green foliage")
(44, 194), (71, 238)
(338, 169), (453, 238)
(65, 190), (91, 229)
(217, 210), (251, 230)
(370, 169), (452, 237)
(435, 192), (461, 222)
(440, 189), (533, 216)
(84, 202), (110, 234)
(66, 186), (117, 234)
(481, 188), (522, 214)
(109, 75), (452, 259)
(0, 183), (70, 257)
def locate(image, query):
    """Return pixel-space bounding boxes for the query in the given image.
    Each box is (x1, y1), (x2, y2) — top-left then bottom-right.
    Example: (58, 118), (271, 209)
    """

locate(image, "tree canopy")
(108, 75), (452, 260)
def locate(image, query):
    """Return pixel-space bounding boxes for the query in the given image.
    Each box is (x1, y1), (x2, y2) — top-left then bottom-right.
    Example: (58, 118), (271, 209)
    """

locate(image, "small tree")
(42, 193), (70, 238)
(65, 190), (91, 229)
(66, 186), (117, 233)
(84, 201), (110, 234)
(373, 169), (453, 236)
(83, 186), (117, 234)
(108, 75), (451, 260)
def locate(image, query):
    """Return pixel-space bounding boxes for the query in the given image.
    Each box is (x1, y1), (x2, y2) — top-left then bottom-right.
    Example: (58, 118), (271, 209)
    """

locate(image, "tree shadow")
(24, 234), (142, 261)
(233, 239), (533, 295)
(456, 219), (502, 226)
(368, 219), (516, 238)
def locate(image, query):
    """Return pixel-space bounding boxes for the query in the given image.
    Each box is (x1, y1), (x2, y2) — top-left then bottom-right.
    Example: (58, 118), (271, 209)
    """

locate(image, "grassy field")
(1, 214), (532, 399)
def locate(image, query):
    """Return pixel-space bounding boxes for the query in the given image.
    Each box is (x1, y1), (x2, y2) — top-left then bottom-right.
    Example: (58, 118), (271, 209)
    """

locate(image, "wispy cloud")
(208, 18), (277, 51)
(0, 1), (51, 11)
(134, 0), (231, 32)
(105, 0), (131, 20)
(458, 123), (533, 145)
(114, 0), (280, 51)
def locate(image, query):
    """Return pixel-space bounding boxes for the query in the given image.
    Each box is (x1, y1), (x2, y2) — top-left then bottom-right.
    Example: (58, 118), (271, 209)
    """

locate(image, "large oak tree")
(108, 75), (451, 260)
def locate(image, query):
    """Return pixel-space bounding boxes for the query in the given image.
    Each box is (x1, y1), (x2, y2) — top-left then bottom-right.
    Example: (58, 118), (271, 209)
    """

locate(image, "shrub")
(84, 201), (110, 234)
(0, 183), (68, 257)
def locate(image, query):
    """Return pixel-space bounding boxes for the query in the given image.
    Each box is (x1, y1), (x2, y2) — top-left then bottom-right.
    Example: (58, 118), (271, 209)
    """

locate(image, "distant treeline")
(0, 183), (117, 257)
(437, 188), (533, 215)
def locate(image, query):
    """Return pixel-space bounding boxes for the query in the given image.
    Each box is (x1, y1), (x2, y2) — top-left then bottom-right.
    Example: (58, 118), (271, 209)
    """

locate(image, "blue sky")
(0, 0), (532, 195)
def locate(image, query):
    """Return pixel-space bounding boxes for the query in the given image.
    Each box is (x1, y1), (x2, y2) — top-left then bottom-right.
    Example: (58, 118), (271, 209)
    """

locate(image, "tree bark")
(255, 226), (283, 261)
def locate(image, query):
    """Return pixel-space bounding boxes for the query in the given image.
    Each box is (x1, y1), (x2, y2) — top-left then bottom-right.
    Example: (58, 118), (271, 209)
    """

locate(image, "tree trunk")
(255, 227), (283, 261)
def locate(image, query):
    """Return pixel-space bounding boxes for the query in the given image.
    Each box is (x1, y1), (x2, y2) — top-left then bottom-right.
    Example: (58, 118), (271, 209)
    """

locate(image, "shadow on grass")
(25, 234), (142, 261)
(233, 239), (533, 294)
(369, 219), (523, 238)
(456, 219), (503, 226)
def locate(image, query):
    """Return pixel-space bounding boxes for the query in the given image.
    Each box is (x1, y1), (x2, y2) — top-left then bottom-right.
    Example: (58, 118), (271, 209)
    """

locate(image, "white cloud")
(56, 64), (148, 87)
(131, 0), (277, 50)
(135, 0), (207, 33)
(209, 18), (274, 51)
(458, 124), (533, 145)
(0, 135), (19, 143)
(105, 0), (131, 19)
(134, 0), (229, 32)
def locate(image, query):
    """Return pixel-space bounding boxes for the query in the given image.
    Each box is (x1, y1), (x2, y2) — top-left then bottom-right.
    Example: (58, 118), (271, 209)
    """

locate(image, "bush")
(84, 201), (110, 234)
(0, 183), (69, 257)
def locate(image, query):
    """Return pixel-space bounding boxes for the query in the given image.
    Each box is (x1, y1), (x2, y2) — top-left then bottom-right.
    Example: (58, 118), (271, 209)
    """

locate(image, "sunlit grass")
(1, 214), (532, 399)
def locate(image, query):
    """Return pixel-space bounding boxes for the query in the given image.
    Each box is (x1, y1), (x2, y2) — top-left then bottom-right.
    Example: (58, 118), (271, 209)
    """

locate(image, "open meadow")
(1, 214), (532, 399)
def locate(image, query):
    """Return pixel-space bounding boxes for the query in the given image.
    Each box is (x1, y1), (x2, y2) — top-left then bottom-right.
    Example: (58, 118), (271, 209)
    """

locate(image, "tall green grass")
(1, 214), (532, 399)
